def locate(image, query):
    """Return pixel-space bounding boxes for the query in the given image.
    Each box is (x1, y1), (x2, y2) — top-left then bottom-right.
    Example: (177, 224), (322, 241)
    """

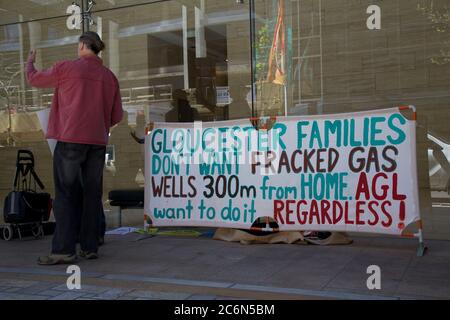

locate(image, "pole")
(284, 85), (288, 116)
(249, 0), (256, 118)
(81, 0), (90, 32)
(416, 221), (427, 256)
(6, 96), (13, 146)
(398, 105), (427, 256)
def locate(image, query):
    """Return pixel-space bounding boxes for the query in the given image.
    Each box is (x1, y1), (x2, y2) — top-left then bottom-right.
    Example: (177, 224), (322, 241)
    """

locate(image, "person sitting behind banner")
(165, 89), (199, 123)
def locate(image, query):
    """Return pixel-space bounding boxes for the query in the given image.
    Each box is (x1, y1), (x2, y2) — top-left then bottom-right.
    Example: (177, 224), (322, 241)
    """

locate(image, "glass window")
(2, 0), (450, 239)
(0, 1), (75, 25)
(253, 0), (450, 239)
(90, 0), (252, 124)
(0, 0), (253, 224)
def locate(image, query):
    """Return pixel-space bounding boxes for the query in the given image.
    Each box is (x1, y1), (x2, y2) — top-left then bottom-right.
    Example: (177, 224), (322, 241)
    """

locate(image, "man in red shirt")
(27, 31), (123, 265)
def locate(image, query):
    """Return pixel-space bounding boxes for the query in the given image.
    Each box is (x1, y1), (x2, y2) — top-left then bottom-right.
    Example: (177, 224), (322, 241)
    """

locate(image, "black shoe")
(79, 251), (98, 260)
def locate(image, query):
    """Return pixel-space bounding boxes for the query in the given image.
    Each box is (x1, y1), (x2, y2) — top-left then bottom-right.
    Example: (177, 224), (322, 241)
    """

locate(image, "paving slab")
(90, 288), (133, 300)
(0, 292), (49, 300)
(126, 289), (192, 300)
(0, 233), (449, 299)
(188, 294), (218, 300)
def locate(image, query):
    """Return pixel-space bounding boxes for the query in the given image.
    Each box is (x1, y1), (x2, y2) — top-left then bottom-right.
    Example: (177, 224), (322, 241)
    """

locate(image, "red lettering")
(296, 201), (308, 224)
(285, 200), (296, 225)
(355, 201), (366, 225)
(320, 200), (332, 225)
(367, 201), (380, 226)
(398, 201), (406, 230)
(381, 201), (393, 227)
(355, 172), (370, 200)
(372, 173), (389, 200)
(392, 173), (406, 200)
(273, 200), (285, 224)
(333, 201), (344, 224)
(309, 200), (320, 225)
(345, 201), (354, 225)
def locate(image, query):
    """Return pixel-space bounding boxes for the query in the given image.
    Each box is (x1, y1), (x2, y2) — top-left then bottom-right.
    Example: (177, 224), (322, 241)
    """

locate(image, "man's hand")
(28, 50), (36, 63)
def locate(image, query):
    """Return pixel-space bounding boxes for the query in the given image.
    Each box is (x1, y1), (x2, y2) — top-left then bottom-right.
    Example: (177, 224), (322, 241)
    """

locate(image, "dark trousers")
(52, 141), (106, 255)
(75, 172), (106, 241)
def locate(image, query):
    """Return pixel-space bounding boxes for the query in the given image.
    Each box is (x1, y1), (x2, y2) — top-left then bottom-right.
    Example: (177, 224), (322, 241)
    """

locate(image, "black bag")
(3, 191), (51, 223)
(3, 150), (52, 224)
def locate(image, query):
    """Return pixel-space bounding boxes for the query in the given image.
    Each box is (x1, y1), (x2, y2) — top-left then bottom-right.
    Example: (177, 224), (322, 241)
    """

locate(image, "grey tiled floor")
(0, 278), (227, 300)
(0, 232), (449, 300)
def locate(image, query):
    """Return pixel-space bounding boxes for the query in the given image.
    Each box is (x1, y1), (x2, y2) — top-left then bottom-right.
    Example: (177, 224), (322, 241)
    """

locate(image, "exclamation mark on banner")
(398, 201), (406, 230)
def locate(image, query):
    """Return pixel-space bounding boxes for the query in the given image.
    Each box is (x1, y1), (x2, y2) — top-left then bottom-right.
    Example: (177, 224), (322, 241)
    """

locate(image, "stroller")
(1, 150), (52, 241)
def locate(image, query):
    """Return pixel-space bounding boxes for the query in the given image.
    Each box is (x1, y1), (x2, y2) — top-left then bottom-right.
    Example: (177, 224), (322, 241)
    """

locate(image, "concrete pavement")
(0, 230), (450, 300)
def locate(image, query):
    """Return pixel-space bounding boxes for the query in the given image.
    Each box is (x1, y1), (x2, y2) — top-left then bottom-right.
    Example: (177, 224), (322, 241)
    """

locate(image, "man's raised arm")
(26, 50), (62, 88)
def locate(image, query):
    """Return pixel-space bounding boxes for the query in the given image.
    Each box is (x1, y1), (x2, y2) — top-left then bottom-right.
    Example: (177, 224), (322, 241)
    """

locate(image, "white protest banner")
(145, 107), (420, 235)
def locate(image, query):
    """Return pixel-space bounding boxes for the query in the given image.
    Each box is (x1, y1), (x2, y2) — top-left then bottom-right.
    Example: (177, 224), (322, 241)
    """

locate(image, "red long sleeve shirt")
(26, 54), (123, 146)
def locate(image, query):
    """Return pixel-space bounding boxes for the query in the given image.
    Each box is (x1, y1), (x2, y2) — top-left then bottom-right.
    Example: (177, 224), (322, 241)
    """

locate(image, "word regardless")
(273, 172), (406, 230)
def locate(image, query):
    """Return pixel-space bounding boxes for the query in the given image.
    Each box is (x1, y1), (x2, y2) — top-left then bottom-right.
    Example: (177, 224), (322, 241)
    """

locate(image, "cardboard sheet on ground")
(213, 229), (352, 245)
(105, 227), (139, 235)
